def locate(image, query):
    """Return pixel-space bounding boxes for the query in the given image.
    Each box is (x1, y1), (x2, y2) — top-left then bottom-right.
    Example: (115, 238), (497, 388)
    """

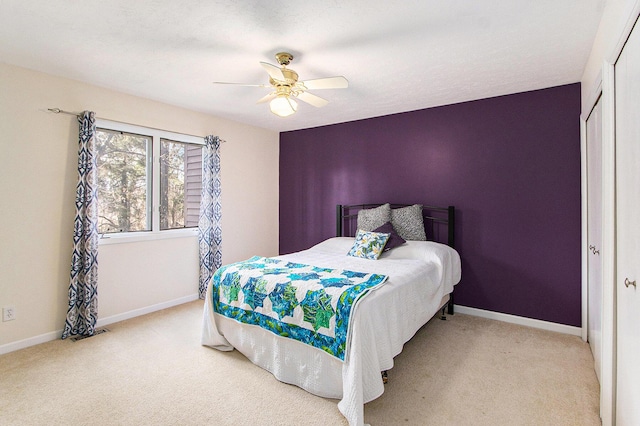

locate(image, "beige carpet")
(0, 301), (600, 425)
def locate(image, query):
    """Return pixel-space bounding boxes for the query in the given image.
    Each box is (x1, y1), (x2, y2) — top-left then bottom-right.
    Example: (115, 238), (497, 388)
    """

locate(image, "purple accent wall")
(279, 83), (581, 327)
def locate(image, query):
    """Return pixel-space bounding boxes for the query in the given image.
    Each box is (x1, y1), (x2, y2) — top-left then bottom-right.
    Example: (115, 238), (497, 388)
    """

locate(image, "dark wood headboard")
(336, 203), (455, 248)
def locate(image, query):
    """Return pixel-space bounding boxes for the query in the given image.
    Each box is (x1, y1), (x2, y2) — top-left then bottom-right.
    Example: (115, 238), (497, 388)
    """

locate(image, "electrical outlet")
(3, 307), (15, 322)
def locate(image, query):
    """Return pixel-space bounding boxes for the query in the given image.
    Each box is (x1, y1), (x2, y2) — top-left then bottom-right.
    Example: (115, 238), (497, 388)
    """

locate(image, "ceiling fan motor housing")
(269, 68), (299, 86)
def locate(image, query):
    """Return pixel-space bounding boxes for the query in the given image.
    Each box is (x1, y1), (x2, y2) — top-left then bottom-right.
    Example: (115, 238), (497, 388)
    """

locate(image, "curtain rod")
(47, 108), (226, 142)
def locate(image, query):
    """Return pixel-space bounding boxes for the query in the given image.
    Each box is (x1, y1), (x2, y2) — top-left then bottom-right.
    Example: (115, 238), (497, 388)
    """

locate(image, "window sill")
(98, 228), (198, 245)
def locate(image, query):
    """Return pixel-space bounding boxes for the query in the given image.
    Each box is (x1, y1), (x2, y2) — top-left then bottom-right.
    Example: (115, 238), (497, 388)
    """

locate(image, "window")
(95, 129), (151, 233)
(159, 138), (202, 230)
(94, 119), (203, 239)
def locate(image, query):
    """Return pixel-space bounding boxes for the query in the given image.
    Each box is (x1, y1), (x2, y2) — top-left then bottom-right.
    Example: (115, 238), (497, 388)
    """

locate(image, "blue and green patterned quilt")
(211, 256), (388, 361)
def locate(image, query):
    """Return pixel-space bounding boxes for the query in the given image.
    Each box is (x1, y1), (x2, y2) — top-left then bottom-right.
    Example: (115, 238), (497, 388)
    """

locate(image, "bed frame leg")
(381, 370), (388, 384)
(440, 293), (455, 320)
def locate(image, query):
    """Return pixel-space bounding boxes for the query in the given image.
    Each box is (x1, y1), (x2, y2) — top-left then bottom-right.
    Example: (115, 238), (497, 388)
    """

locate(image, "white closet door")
(615, 16), (640, 426)
(586, 96), (603, 383)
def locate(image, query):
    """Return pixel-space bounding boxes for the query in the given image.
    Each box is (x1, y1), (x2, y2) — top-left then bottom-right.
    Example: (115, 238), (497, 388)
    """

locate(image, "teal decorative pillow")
(347, 230), (391, 260)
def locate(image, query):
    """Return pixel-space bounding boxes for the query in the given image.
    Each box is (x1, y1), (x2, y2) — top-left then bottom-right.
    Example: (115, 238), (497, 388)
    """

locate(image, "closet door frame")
(580, 80), (602, 377)
(580, 75), (602, 344)
(600, 58), (616, 426)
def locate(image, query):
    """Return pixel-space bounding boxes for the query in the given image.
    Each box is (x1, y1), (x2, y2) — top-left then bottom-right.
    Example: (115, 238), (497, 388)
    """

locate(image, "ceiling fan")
(213, 52), (348, 117)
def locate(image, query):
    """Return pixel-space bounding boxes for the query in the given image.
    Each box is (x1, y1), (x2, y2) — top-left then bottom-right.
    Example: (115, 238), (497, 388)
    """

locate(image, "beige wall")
(581, 0), (639, 111)
(0, 62), (279, 352)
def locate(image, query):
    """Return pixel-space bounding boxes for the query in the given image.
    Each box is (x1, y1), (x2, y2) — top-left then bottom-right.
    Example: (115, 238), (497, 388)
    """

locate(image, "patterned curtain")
(198, 135), (222, 298)
(62, 111), (99, 339)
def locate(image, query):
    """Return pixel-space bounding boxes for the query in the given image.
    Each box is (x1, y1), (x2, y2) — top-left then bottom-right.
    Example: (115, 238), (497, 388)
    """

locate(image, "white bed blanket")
(202, 237), (461, 426)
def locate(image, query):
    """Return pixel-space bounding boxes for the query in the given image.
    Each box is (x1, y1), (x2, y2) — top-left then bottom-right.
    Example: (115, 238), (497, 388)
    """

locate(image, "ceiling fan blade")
(260, 62), (285, 81)
(213, 82), (269, 87)
(300, 76), (348, 90)
(296, 91), (329, 108)
(256, 93), (277, 104)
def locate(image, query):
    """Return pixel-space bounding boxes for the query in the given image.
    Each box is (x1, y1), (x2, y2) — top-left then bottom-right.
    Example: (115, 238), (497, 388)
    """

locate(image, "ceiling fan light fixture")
(213, 51), (348, 117)
(270, 94), (298, 117)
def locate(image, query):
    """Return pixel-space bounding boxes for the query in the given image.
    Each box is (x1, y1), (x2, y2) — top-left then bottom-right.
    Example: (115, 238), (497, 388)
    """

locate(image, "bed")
(202, 203), (461, 426)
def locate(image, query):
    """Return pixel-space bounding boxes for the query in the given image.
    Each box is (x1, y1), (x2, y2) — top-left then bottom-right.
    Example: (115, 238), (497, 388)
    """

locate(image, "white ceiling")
(0, 1), (604, 132)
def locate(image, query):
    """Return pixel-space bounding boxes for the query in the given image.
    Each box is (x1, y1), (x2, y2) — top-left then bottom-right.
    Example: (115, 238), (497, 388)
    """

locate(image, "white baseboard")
(1, 298), (578, 355)
(454, 305), (582, 336)
(0, 294), (199, 356)
(0, 329), (64, 356)
(95, 293), (199, 328)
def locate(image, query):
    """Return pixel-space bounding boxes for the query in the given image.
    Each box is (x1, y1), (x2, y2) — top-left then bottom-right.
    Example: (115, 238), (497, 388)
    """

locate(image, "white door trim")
(580, 77), (603, 344)
(600, 60), (616, 426)
(580, 118), (587, 343)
